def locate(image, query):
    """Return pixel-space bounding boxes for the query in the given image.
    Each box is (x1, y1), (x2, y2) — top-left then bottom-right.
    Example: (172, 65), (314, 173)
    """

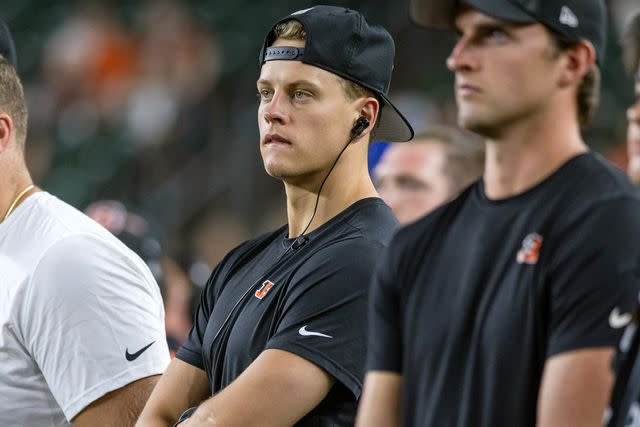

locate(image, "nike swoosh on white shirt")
(298, 325), (332, 338)
(609, 307), (632, 329)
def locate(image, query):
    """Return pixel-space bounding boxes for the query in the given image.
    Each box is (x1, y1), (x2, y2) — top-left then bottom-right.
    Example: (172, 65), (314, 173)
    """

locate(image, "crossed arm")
(356, 347), (615, 427)
(72, 375), (161, 427)
(136, 349), (335, 427)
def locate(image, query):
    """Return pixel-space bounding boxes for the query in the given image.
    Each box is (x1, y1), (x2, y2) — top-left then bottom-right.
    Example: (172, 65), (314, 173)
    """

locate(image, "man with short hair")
(357, 1), (640, 426)
(373, 125), (484, 223)
(137, 6), (412, 427)
(0, 21), (170, 427)
(603, 12), (640, 427)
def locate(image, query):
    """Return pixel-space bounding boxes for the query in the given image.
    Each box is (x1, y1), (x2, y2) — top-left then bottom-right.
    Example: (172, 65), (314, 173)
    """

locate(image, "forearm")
(179, 391), (260, 427)
(356, 372), (402, 427)
(135, 411), (175, 427)
(178, 349), (334, 427)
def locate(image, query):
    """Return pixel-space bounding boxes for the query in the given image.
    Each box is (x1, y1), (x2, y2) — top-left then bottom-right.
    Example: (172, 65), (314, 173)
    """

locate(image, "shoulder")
(215, 225), (287, 271)
(338, 198), (399, 247)
(201, 226), (287, 292)
(18, 193), (135, 263)
(571, 153), (639, 198)
(29, 231), (158, 309)
(551, 154), (640, 229)
(391, 185), (474, 253)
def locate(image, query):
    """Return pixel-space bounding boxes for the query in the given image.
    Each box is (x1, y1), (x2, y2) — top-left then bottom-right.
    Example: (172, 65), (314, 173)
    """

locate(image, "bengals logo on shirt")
(255, 280), (274, 300)
(517, 233), (543, 265)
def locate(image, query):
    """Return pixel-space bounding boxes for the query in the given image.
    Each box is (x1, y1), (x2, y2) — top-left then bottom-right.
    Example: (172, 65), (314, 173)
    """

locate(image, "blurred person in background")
(0, 21), (169, 427)
(358, 1), (640, 426)
(625, 13), (640, 185)
(373, 125), (484, 224)
(137, 6), (412, 426)
(604, 12), (640, 427)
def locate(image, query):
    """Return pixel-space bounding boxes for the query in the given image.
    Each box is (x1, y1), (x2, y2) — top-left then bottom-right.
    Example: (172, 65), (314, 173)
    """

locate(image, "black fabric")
(367, 153), (640, 427)
(607, 304), (640, 427)
(177, 197), (397, 426)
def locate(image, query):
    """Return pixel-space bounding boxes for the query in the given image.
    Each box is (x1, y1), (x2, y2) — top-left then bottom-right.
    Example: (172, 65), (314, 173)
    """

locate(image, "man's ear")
(354, 97), (379, 140)
(0, 113), (14, 154)
(558, 41), (596, 89)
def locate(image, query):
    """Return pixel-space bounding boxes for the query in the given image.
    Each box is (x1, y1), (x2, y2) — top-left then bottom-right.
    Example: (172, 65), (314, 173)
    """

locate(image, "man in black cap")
(358, 1), (640, 426)
(603, 13), (640, 427)
(137, 5), (412, 426)
(0, 19), (170, 427)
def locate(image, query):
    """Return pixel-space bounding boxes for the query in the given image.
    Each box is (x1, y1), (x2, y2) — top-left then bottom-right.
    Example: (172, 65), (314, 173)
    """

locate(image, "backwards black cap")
(410, 0), (606, 64)
(259, 5), (414, 143)
(0, 19), (17, 68)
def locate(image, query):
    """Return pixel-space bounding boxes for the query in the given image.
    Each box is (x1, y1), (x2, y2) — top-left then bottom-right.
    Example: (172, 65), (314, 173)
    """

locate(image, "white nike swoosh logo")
(609, 307), (632, 329)
(298, 325), (332, 338)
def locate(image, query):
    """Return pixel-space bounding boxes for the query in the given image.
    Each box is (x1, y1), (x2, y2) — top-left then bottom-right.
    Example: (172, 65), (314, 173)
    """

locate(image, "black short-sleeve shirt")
(606, 299), (640, 427)
(367, 153), (640, 427)
(177, 198), (397, 426)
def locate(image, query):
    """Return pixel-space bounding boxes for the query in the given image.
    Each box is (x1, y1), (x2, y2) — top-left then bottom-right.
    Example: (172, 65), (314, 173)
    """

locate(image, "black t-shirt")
(606, 301), (640, 427)
(367, 153), (640, 427)
(177, 198), (397, 426)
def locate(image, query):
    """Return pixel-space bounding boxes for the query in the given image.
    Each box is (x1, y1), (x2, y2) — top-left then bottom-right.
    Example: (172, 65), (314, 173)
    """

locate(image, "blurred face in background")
(628, 72), (640, 183)
(374, 140), (452, 224)
(257, 38), (360, 186)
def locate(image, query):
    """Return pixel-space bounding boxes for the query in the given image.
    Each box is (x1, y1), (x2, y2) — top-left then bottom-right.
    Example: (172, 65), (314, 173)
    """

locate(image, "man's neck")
(481, 107), (587, 200)
(284, 161), (377, 238)
(1, 165), (36, 223)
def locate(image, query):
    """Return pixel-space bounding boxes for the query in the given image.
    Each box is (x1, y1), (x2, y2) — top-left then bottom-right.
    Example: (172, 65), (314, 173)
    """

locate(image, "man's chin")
(263, 164), (295, 181)
(457, 113), (497, 138)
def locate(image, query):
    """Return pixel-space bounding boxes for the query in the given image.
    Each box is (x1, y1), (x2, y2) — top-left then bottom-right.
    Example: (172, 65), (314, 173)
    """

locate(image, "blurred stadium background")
(6, 0), (640, 310)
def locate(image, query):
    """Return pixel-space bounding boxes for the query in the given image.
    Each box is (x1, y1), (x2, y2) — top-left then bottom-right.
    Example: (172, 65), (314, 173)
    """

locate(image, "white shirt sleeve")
(17, 233), (170, 421)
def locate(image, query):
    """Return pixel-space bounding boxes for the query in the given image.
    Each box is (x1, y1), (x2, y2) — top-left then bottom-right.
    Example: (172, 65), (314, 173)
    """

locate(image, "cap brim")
(410, 0), (535, 29)
(374, 94), (414, 143)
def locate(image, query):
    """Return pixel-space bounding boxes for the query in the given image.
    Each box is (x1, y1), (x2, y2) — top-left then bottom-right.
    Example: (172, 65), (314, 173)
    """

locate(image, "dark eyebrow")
(257, 79), (320, 89)
(454, 15), (519, 37)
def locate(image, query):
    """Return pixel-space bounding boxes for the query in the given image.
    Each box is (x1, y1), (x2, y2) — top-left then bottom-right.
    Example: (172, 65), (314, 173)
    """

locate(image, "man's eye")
(293, 90), (309, 100)
(487, 29), (508, 41)
(258, 89), (273, 100)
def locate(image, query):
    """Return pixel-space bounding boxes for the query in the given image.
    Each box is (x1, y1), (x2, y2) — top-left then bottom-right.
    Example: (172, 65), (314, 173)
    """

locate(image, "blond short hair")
(0, 56), (27, 147)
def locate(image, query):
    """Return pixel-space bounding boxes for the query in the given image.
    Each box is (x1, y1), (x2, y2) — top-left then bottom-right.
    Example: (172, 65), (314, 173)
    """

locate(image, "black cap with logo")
(410, 0), (606, 63)
(0, 19), (16, 68)
(259, 5), (414, 143)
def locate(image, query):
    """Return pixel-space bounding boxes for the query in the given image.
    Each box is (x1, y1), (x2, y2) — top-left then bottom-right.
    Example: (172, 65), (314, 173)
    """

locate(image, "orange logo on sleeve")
(255, 280), (275, 300)
(517, 233), (543, 265)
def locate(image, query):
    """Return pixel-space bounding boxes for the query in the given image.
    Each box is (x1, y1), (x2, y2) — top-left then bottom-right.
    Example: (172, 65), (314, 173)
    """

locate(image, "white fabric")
(0, 192), (170, 426)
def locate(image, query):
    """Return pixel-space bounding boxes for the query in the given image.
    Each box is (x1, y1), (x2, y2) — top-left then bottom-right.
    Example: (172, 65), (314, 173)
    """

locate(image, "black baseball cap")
(410, 0), (606, 63)
(259, 5), (414, 143)
(0, 19), (17, 68)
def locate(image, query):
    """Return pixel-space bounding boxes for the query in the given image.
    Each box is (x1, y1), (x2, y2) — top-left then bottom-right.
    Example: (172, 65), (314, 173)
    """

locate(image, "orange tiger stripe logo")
(255, 280), (274, 300)
(517, 233), (543, 265)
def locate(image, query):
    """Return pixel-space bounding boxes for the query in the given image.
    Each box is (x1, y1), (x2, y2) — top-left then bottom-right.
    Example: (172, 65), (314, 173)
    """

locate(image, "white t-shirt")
(0, 192), (170, 426)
